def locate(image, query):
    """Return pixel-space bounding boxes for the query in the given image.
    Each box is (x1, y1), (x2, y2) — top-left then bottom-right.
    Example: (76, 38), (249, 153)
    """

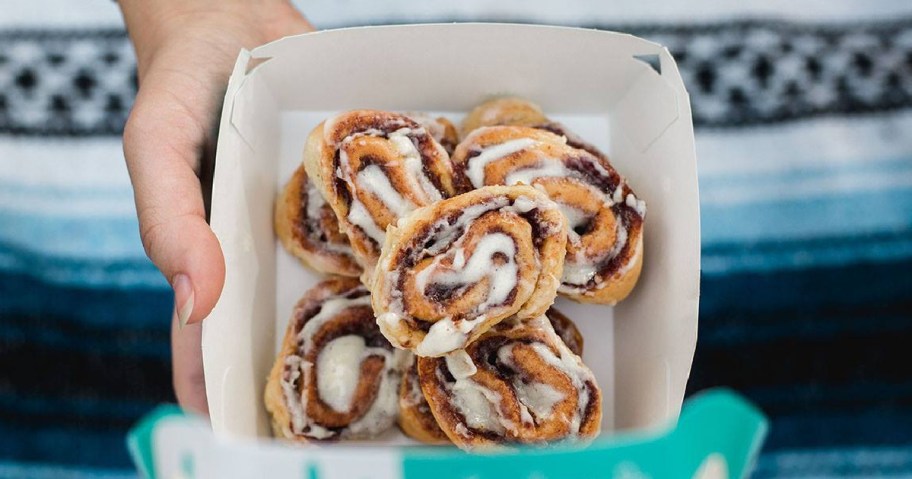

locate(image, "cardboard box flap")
(230, 24), (675, 112)
(616, 48), (681, 152)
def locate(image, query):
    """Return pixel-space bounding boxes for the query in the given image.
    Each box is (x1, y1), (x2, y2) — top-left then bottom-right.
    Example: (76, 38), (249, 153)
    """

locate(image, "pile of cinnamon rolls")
(265, 98), (645, 451)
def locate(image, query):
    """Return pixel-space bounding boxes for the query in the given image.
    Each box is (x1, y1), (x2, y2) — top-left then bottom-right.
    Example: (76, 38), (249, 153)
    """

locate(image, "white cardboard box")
(203, 23), (700, 444)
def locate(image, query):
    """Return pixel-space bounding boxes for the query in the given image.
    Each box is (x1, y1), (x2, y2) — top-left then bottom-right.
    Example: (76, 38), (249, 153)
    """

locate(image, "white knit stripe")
(2, 0), (911, 28)
(696, 111), (912, 180)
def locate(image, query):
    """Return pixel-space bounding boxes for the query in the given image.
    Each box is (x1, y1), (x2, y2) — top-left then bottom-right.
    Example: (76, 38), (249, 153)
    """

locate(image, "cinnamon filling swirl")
(451, 125), (645, 304)
(398, 307), (584, 445)
(417, 314), (601, 450)
(274, 165), (361, 277)
(398, 357), (451, 444)
(305, 111), (455, 272)
(372, 185), (568, 357)
(265, 278), (409, 442)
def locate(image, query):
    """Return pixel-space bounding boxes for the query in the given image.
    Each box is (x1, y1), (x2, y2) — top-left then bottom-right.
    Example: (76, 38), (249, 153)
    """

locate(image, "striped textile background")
(0, 1), (911, 477)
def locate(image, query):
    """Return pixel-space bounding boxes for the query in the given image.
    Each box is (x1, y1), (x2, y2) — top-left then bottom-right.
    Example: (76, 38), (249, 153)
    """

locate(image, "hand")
(119, 0), (313, 415)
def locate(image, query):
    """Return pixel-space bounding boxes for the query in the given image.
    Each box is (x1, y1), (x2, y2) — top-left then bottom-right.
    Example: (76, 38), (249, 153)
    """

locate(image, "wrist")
(118, 0), (308, 76)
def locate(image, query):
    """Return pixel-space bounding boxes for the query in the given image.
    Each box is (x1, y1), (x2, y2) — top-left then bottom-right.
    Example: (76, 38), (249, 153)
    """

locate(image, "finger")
(124, 73), (226, 327)
(172, 310), (209, 415)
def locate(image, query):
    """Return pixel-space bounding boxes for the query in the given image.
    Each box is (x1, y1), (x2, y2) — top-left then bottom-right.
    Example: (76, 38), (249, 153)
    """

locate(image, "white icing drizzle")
(347, 197), (386, 243)
(281, 293), (406, 439)
(560, 262), (599, 289)
(389, 127), (443, 205)
(528, 316), (594, 435)
(454, 423), (471, 438)
(335, 125), (447, 246)
(432, 233), (518, 306)
(411, 231), (518, 357)
(298, 295), (372, 344)
(513, 382), (565, 422)
(416, 315), (487, 357)
(406, 114), (447, 144)
(437, 315), (594, 439)
(498, 340), (569, 424)
(304, 181), (354, 255)
(400, 356), (425, 408)
(511, 195), (537, 213)
(467, 138), (537, 187)
(558, 203), (591, 237)
(561, 221), (628, 286)
(446, 371), (507, 434)
(612, 186), (625, 204)
(504, 162), (569, 186)
(305, 180), (327, 225)
(316, 335), (368, 412)
(356, 164), (414, 217)
(280, 355), (312, 436)
(343, 347), (409, 438)
(626, 192), (647, 217)
(381, 194), (559, 356)
(445, 350), (478, 379)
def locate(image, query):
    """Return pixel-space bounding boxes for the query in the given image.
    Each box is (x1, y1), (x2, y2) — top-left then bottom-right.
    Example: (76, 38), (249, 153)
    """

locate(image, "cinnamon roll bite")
(407, 113), (459, 156)
(417, 314), (601, 450)
(303, 110), (456, 276)
(398, 356), (452, 445)
(460, 97), (549, 138)
(451, 124), (645, 305)
(543, 307), (584, 357)
(265, 277), (410, 442)
(275, 165), (362, 277)
(398, 308), (584, 444)
(460, 97), (611, 163)
(372, 185), (568, 357)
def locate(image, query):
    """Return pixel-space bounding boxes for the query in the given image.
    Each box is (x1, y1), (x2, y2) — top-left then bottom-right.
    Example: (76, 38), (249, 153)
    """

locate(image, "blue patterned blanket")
(0, 3), (910, 477)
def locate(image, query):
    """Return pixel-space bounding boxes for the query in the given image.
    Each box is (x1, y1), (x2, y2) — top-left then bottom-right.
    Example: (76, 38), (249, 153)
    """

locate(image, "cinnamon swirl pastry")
(461, 97), (549, 137)
(460, 97), (610, 162)
(451, 125), (645, 305)
(372, 185), (568, 357)
(275, 165), (361, 277)
(407, 113), (459, 155)
(417, 313), (601, 450)
(398, 308), (583, 444)
(303, 110), (456, 275)
(265, 277), (409, 442)
(398, 356), (451, 445)
(544, 307), (584, 357)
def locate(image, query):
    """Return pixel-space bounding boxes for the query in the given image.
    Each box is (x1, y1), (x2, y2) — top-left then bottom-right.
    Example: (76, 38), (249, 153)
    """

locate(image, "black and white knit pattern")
(2, 20), (912, 136)
(648, 19), (912, 127)
(0, 30), (134, 136)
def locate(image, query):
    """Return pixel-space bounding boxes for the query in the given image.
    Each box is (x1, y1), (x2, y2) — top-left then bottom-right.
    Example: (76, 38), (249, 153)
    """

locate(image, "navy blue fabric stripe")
(0, 462), (139, 479)
(702, 230), (912, 256)
(0, 273), (170, 469)
(762, 412), (912, 451)
(689, 330), (912, 408)
(754, 444), (912, 478)
(0, 424), (135, 469)
(0, 340), (172, 404)
(0, 462), (135, 479)
(699, 259), (912, 318)
(0, 313), (169, 359)
(0, 273), (171, 329)
(0, 393), (158, 423)
(690, 260), (912, 453)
